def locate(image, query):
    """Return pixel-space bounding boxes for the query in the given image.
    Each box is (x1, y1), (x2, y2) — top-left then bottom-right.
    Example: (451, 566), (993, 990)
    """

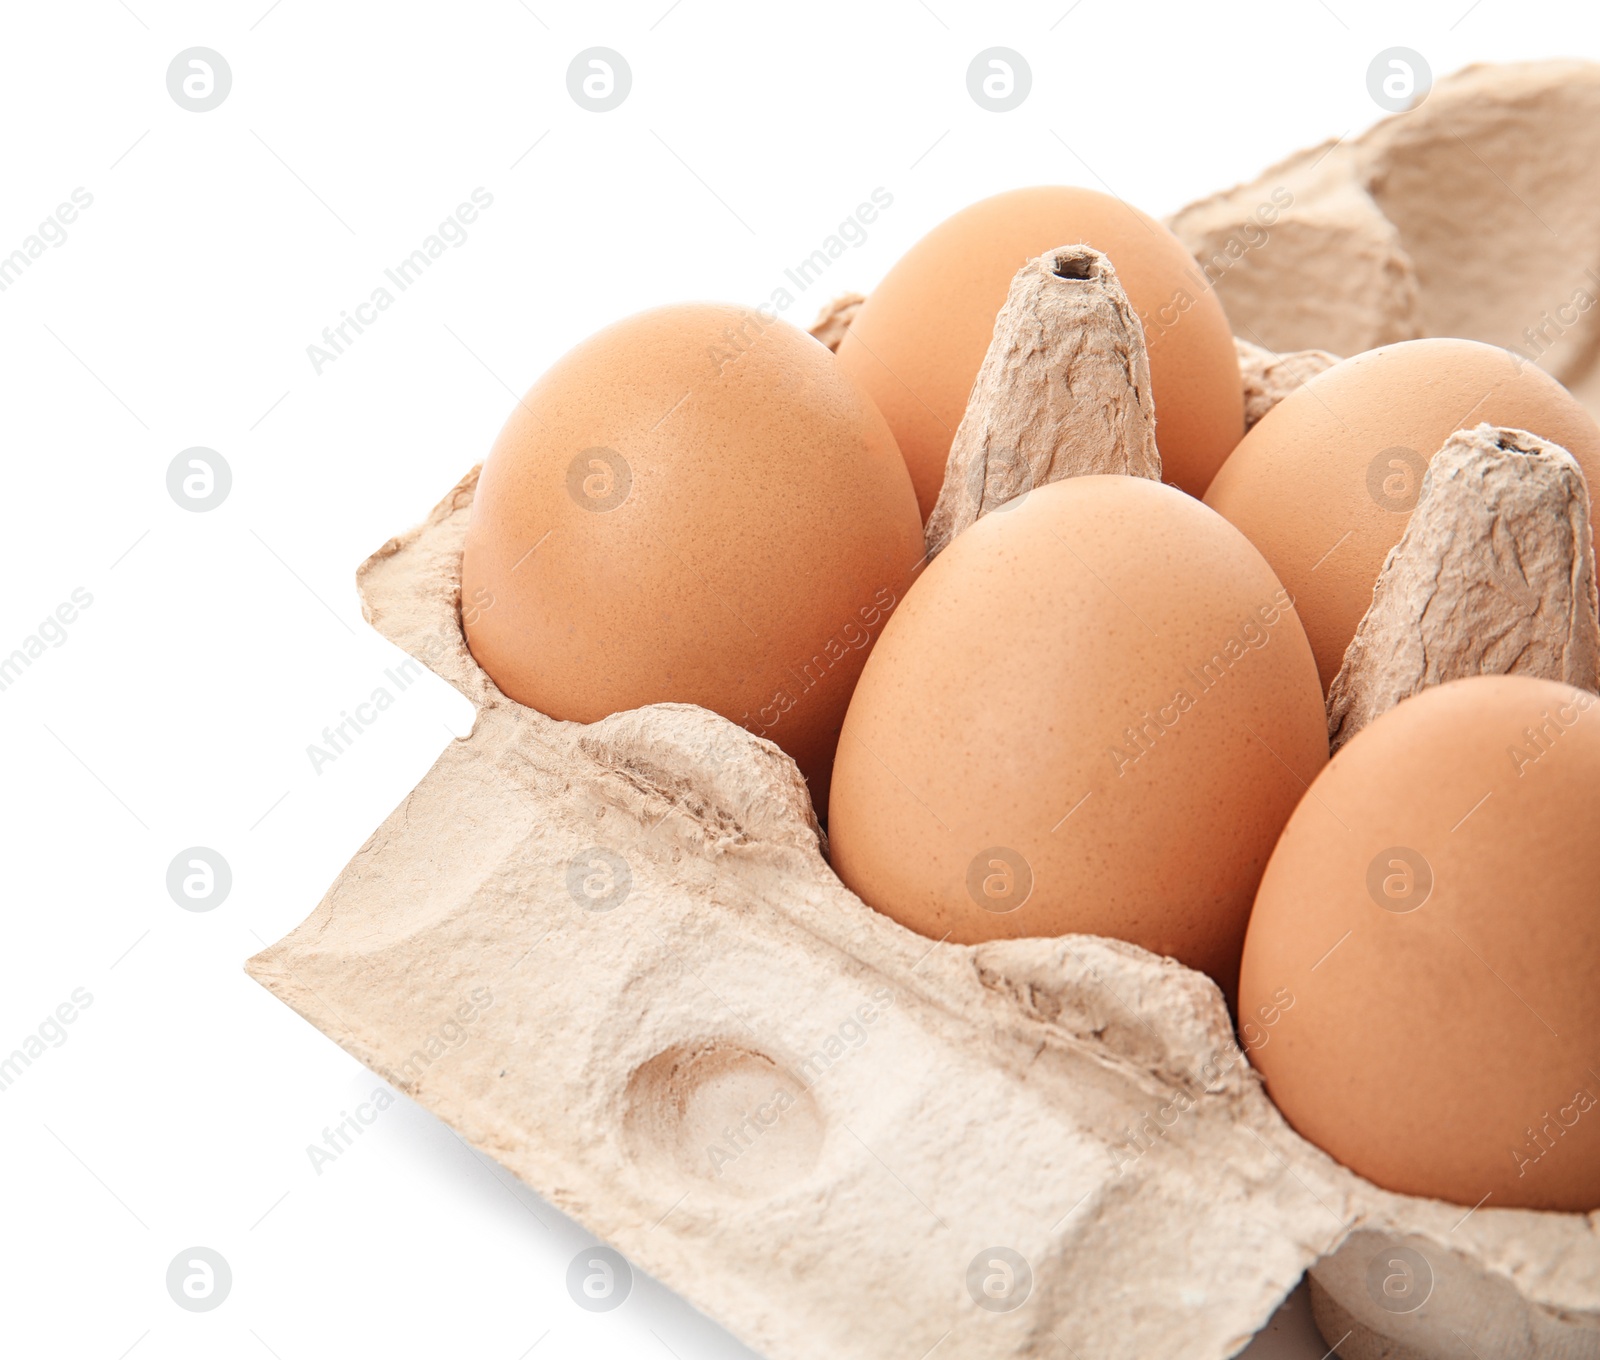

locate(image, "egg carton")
(1167, 59), (1600, 425)
(247, 59), (1600, 1360)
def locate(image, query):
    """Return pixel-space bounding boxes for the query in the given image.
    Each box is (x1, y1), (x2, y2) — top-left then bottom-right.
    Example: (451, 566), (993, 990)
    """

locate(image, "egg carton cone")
(247, 58), (1600, 1360)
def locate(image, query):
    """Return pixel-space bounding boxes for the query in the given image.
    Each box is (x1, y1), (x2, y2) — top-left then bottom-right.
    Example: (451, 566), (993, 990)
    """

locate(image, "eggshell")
(827, 475), (1328, 996)
(460, 303), (926, 810)
(1238, 675), (1600, 1212)
(1205, 338), (1600, 690)
(835, 186), (1244, 519)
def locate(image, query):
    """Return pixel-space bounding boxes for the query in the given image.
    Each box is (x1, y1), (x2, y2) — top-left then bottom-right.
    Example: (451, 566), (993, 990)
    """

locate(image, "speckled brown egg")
(1239, 675), (1600, 1212)
(1205, 338), (1600, 691)
(827, 475), (1328, 998)
(460, 303), (926, 811)
(835, 186), (1244, 519)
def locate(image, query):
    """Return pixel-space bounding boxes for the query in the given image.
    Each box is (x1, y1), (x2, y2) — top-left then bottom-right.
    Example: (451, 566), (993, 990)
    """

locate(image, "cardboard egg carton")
(248, 59), (1600, 1360)
(1167, 59), (1600, 424)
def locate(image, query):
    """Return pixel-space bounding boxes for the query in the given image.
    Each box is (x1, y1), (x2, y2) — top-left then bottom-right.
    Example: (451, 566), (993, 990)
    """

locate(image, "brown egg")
(1205, 338), (1600, 690)
(827, 475), (1327, 996)
(1239, 675), (1600, 1212)
(835, 186), (1244, 519)
(461, 303), (926, 811)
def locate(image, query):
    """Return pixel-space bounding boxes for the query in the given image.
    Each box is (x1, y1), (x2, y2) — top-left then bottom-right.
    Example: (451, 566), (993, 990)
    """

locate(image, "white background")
(2, 2), (1596, 1357)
